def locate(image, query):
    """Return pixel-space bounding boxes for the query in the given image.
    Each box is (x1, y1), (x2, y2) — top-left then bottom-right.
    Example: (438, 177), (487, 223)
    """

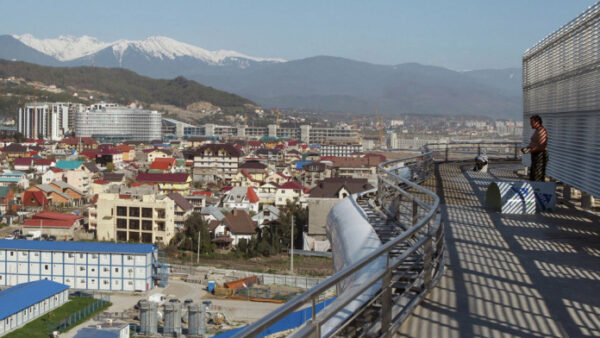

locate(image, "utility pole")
(290, 215), (294, 274)
(197, 229), (201, 264)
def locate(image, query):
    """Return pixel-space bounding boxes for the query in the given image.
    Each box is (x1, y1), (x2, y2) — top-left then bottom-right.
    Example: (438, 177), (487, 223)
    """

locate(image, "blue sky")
(0, 0), (595, 70)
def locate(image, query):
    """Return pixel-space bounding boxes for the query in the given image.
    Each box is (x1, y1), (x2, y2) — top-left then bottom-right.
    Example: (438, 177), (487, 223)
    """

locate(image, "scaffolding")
(152, 251), (169, 288)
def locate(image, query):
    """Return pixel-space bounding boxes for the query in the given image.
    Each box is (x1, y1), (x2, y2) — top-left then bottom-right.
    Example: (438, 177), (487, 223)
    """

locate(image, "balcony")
(237, 142), (600, 337)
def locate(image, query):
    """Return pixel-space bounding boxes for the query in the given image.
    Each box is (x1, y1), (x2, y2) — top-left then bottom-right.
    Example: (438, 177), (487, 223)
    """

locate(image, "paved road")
(398, 162), (600, 337)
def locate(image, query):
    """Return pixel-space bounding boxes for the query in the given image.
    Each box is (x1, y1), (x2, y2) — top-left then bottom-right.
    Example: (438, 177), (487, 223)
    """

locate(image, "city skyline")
(0, 0), (595, 70)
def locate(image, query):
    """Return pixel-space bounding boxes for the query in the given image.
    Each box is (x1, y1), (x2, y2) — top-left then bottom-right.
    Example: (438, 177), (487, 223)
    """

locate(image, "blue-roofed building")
(0, 171), (29, 189)
(0, 240), (168, 292)
(0, 279), (69, 335)
(55, 160), (84, 170)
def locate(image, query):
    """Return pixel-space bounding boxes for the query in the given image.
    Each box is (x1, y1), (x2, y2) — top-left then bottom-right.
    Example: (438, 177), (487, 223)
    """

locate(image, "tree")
(106, 162), (115, 172)
(180, 212), (214, 254)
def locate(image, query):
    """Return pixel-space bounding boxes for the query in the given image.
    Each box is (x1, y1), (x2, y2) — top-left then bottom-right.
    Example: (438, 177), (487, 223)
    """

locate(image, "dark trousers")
(530, 150), (548, 181)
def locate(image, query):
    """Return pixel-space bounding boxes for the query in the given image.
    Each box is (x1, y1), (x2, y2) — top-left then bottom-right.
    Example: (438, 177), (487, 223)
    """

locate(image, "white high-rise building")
(18, 102), (70, 140)
(75, 105), (162, 142)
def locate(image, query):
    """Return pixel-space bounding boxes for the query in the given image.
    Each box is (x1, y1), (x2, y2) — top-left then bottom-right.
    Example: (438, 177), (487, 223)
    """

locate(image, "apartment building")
(75, 106), (161, 142)
(18, 102), (70, 140)
(192, 144), (243, 182)
(94, 193), (175, 245)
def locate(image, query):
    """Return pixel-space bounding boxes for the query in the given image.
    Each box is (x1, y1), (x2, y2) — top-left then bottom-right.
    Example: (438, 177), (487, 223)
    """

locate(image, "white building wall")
(0, 248), (154, 292)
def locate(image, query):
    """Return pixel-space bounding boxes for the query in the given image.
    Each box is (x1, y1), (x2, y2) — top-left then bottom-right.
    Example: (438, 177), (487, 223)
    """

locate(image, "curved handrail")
(235, 141), (520, 337)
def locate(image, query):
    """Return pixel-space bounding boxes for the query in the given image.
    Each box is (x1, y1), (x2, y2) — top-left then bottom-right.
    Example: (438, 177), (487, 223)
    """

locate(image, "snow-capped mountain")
(12, 34), (110, 61)
(11, 34), (285, 65)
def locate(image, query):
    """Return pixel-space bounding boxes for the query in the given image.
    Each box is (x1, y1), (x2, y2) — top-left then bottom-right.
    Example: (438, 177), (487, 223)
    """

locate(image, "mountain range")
(0, 34), (522, 119)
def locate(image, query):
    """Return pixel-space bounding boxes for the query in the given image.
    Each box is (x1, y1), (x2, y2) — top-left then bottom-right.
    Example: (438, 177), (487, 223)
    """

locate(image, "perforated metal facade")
(523, 3), (600, 198)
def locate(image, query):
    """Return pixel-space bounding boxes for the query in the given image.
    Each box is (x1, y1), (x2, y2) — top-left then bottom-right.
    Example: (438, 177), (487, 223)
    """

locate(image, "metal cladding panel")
(523, 3), (600, 198)
(0, 240), (157, 254)
(322, 192), (385, 336)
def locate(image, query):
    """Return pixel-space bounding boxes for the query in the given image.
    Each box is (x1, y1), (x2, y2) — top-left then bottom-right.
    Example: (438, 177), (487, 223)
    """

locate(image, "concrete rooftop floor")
(398, 162), (600, 338)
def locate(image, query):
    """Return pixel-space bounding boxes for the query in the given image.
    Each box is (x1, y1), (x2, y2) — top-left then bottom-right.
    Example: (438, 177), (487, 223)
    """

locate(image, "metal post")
(445, 144), (449, 162)
(477, 144), (481, 156)
(514, 143), (519, 159)
(412, 200), (418, 226)
(423, 237), (433, 289)
(290, 215), (294, 274)
(381, 255), (392, 336)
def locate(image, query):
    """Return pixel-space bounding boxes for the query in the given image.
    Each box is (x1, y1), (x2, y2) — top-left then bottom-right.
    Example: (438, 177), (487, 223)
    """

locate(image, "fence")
(46, 294), (111, 335)
(233, 287), (303, 303)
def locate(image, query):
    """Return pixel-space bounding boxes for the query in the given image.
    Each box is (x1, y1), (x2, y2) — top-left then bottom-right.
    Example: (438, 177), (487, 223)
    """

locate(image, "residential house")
(222, 186), (260, 213)
(252, 204), (281, 227)
(209, 209), (258, 247)
(166, 193), (194, 228)
(113, 144), (135, 161)
(58, 137), (98, 152)
(307, 178), (374, 240)
(42, 167), (64, 185)
(0, 186), (15, 213)
(149, 158), (176, 173)
(22, 211), (83, 240)
(32, 158), (55, 173)
(300, 162), (332, 188)
(22, 190), (49, 207)
(24, 184), (74, 206)
(3, 143), (29, 159)
(0, 171), (29, 188)
(184, 193), (208, 213)
(135, 173), (191, 195)
(200, 206), (225, 223)
(142, 148), (173, 163)
(193, 144), (243, 182)
(275, 181), (309, 207)
(63, 170), (92, 196)
(257, 182), (278, 206)
(13, 158), (33, 171)
(49, 181), (85, 205)
(265, 171), (292, 186)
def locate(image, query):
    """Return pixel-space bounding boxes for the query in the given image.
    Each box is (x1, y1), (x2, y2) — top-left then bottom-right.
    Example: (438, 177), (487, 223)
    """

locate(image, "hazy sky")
(0, 0), (595, 70)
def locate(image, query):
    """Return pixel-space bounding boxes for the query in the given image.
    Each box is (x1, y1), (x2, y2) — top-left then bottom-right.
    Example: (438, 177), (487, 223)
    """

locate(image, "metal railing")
(235, 142), (521, 337)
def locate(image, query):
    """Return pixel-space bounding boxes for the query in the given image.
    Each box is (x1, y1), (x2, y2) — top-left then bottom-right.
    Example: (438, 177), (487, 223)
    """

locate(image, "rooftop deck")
(399, 161), (600, 337)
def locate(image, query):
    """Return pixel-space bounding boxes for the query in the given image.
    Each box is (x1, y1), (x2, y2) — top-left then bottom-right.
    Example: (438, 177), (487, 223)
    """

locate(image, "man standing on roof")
(521, 115), (548, 181)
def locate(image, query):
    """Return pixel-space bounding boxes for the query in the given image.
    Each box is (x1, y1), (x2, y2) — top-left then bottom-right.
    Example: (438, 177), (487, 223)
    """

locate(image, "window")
(44, 265), (49, 271)
(103, 280), (109, 285)
(34, 252), (39, 257)
(68, 253), (74, 258)
(91, 254), (97, 259)
(156, 209), (166, 219)
(142, 220), (152, 231)
(114, 267), (119, 273)
(142, 208), (153, 218)
(117, 218), (127, 229)
(9, 251), (13, 257)
(103, 267), (109, 272)
(116, 206), (127, 216)
(129, 219), (140, 230)
(129, 207), (140, 217)
(79, 253), (84, 259)
(157, 222), (165, 231)
(91, 268), (95, 272)
(128, 281), (133, 285)
(79, 266), (85, 271)
(80, 279), (85, 283)
(127, 255), (133, 261)
(22, 252), (27, 256)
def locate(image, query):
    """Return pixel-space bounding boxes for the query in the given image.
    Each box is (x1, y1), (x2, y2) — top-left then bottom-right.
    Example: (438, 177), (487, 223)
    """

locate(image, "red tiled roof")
(23, 190), (48, 206)
(23, 219), (75, 228)
(34, 158), (54, 166)
(61, 137), (97, 145)
(192, 191), (212, 197)
(80, 151), (100, 159)
(248, 140), (263, 147)
(93, 179), (109, 184)
(33, 211), (83, 221)
(247, 187), (259, 203)
(131, 182), (155, 187)
(150, 158), (175, 170)
(49, 167), (63, 173)
(114, 144), (133, 152)
(279, 181), (309, 193)
(136, 173), (189, 183)
(287, 140), (299, 146)
(13, 158), (33, 166)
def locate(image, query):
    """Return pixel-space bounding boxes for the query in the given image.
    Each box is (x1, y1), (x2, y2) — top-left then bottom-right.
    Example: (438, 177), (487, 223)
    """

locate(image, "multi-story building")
(18, 102), (70, 140)
(319, 141), (363, 157)
(523, 3), (600, 200)
(94, 193), (176, 245)
(193, 144), (243, 182)
(75, 106), (161, 142)
(0, 240), (167, 292)
(182, 123), (359, 144)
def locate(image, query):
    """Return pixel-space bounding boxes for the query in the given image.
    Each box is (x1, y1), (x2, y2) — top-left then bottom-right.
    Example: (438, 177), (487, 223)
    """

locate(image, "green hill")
(0, 59), (254, 113)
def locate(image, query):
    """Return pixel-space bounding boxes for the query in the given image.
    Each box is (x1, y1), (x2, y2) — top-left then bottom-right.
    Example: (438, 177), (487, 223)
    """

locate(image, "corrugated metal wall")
(522, 2), (600, 198)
